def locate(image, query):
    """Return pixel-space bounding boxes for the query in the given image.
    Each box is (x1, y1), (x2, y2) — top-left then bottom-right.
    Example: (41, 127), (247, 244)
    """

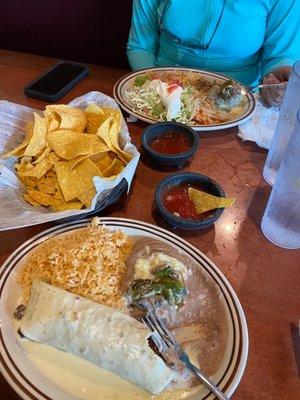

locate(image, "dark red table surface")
(0, 49), (299, 400)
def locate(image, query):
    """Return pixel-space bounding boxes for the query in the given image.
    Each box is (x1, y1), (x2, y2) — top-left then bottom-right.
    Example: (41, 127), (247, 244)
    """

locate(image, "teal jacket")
(127, 0), (300, 85)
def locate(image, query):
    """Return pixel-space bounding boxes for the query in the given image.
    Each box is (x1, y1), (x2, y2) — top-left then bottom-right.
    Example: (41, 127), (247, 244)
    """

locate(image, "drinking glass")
(263, 60), (300, 186)
(261, 109), (300, 249)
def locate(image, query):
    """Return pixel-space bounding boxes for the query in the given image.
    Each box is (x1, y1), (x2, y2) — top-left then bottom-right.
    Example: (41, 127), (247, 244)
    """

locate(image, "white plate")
(0, 218), (248, 400)
(113, 67), (256, 131)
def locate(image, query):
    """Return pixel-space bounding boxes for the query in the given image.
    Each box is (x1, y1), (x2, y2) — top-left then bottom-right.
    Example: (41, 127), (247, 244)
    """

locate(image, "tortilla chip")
(20, 155), (33, 164)
(85, 104), (105, 134)
(45, 105), (86, 132)
(38, 184), (56, 195)
(55, 158), (101, 201)
(47, 130), (108, 160)
(37, 175), (57, 194)
(1, 122), (34, 158)
(45, 108), (61, 132)
(109, 119), (132, 163)
(78, 188), (96, 208)
(68, 155), (88, 171)
(24, 121), (34, 135)
(102, 158), (124, 178)
(50, 201), (83, 212)
(96, 117), (132, 163)
(69, 150), (112, 172)
(48, 118), (60, 132)
(18, 158), (52, 179)
(105, 174), (118, 180)
(48, 152), (61, 164)
(45, 167), (55, 177)
(96, 117), (114, 150)
(54, 183), (64, 201)
(102, 107), (122, 132)
(33, 147), (51, 164)
(24, 113), (47, 156)
(23, 193), (41, 207)
(85, 104), (104, 114)
(15, 162), (30, 173)
(85, 105), (122, 135)
(26, 189), (61, 206)
(45, 107), (60, 124)
(89, 152), (108, 166)
(19, 176), (37, 188)
(188, 188), (236, 214)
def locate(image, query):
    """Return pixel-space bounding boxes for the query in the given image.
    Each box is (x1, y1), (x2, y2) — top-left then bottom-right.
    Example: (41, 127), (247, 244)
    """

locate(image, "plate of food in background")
(0, 92), (140, 230)
(0, 217), (248, 400)
(113, 67), (256, 131)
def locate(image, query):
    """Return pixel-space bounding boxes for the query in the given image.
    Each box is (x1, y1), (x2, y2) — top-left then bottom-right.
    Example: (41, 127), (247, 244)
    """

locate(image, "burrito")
(20, 280), (174, 394)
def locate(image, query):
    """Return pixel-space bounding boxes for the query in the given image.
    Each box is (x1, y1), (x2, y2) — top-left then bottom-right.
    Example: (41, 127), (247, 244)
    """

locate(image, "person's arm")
(260, 0), (300, 106)
(127, 0), (161, 70)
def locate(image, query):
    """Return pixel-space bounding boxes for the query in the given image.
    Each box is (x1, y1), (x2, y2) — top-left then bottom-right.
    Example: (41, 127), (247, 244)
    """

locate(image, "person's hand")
(260, 66), (292, 107)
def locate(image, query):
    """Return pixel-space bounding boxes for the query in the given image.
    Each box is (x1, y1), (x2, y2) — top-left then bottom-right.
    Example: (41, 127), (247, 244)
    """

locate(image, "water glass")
(263, 60), (300, 186)
(261, 110), (300, 249)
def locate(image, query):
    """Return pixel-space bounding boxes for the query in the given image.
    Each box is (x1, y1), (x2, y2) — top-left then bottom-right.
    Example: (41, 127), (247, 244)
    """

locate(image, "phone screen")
(27, 63), (87, 95)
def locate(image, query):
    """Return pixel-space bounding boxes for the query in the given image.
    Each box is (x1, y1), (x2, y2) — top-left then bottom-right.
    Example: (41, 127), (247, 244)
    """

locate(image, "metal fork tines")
(143, 310), (230, 400)
(143, 312), (179, 358)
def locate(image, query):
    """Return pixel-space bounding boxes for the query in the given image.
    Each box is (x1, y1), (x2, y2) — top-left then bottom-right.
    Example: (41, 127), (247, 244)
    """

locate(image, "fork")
(143, 310), (230, 400)
(240, 81), (287, 95)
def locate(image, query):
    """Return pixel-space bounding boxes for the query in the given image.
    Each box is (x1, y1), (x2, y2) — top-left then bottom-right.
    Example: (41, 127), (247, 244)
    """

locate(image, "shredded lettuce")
(134, 74), (149, 87)
(125, 83), (197, 124)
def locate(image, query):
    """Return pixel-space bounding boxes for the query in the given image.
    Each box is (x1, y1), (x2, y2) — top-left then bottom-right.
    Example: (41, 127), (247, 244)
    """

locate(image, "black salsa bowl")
(155, 172), (225, 230)
(141, 122), (200, 168)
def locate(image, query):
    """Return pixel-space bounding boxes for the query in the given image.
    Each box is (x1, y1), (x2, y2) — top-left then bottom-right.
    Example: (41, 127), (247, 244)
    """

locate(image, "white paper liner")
(238, 96), (279, 149)
(0, 91), (140, 231)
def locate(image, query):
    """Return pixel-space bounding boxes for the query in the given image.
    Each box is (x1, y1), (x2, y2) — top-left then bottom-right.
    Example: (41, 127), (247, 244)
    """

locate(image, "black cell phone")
(24, 61), (89, 102)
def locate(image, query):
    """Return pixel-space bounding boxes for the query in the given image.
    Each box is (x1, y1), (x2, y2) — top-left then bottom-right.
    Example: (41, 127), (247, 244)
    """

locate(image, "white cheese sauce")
(22, 340), (198, 400)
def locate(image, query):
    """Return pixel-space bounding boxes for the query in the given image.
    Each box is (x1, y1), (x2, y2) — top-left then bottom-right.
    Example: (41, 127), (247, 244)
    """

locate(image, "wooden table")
(0, 49), (299, 400)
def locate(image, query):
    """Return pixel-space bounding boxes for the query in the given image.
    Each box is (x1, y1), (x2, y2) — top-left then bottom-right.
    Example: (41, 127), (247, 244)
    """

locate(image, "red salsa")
(163, 183), (213, 220)
(150, 131), (191, 154)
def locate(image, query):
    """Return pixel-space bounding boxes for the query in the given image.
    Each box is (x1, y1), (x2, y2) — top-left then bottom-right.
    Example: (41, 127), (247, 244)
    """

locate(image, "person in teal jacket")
(127, 0), (300, 106)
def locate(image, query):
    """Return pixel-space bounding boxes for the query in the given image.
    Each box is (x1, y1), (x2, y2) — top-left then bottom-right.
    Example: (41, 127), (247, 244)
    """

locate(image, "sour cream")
(148, 80), (183, 120)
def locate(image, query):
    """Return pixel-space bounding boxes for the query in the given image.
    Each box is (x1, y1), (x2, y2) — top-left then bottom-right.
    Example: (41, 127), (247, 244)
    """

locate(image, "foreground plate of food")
(113, 67), (256, 131)
(0, 218), (248, 400)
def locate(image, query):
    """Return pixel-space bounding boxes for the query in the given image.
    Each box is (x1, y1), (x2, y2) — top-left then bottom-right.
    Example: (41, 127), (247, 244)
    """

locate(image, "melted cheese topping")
(133, 253), (188, 281)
